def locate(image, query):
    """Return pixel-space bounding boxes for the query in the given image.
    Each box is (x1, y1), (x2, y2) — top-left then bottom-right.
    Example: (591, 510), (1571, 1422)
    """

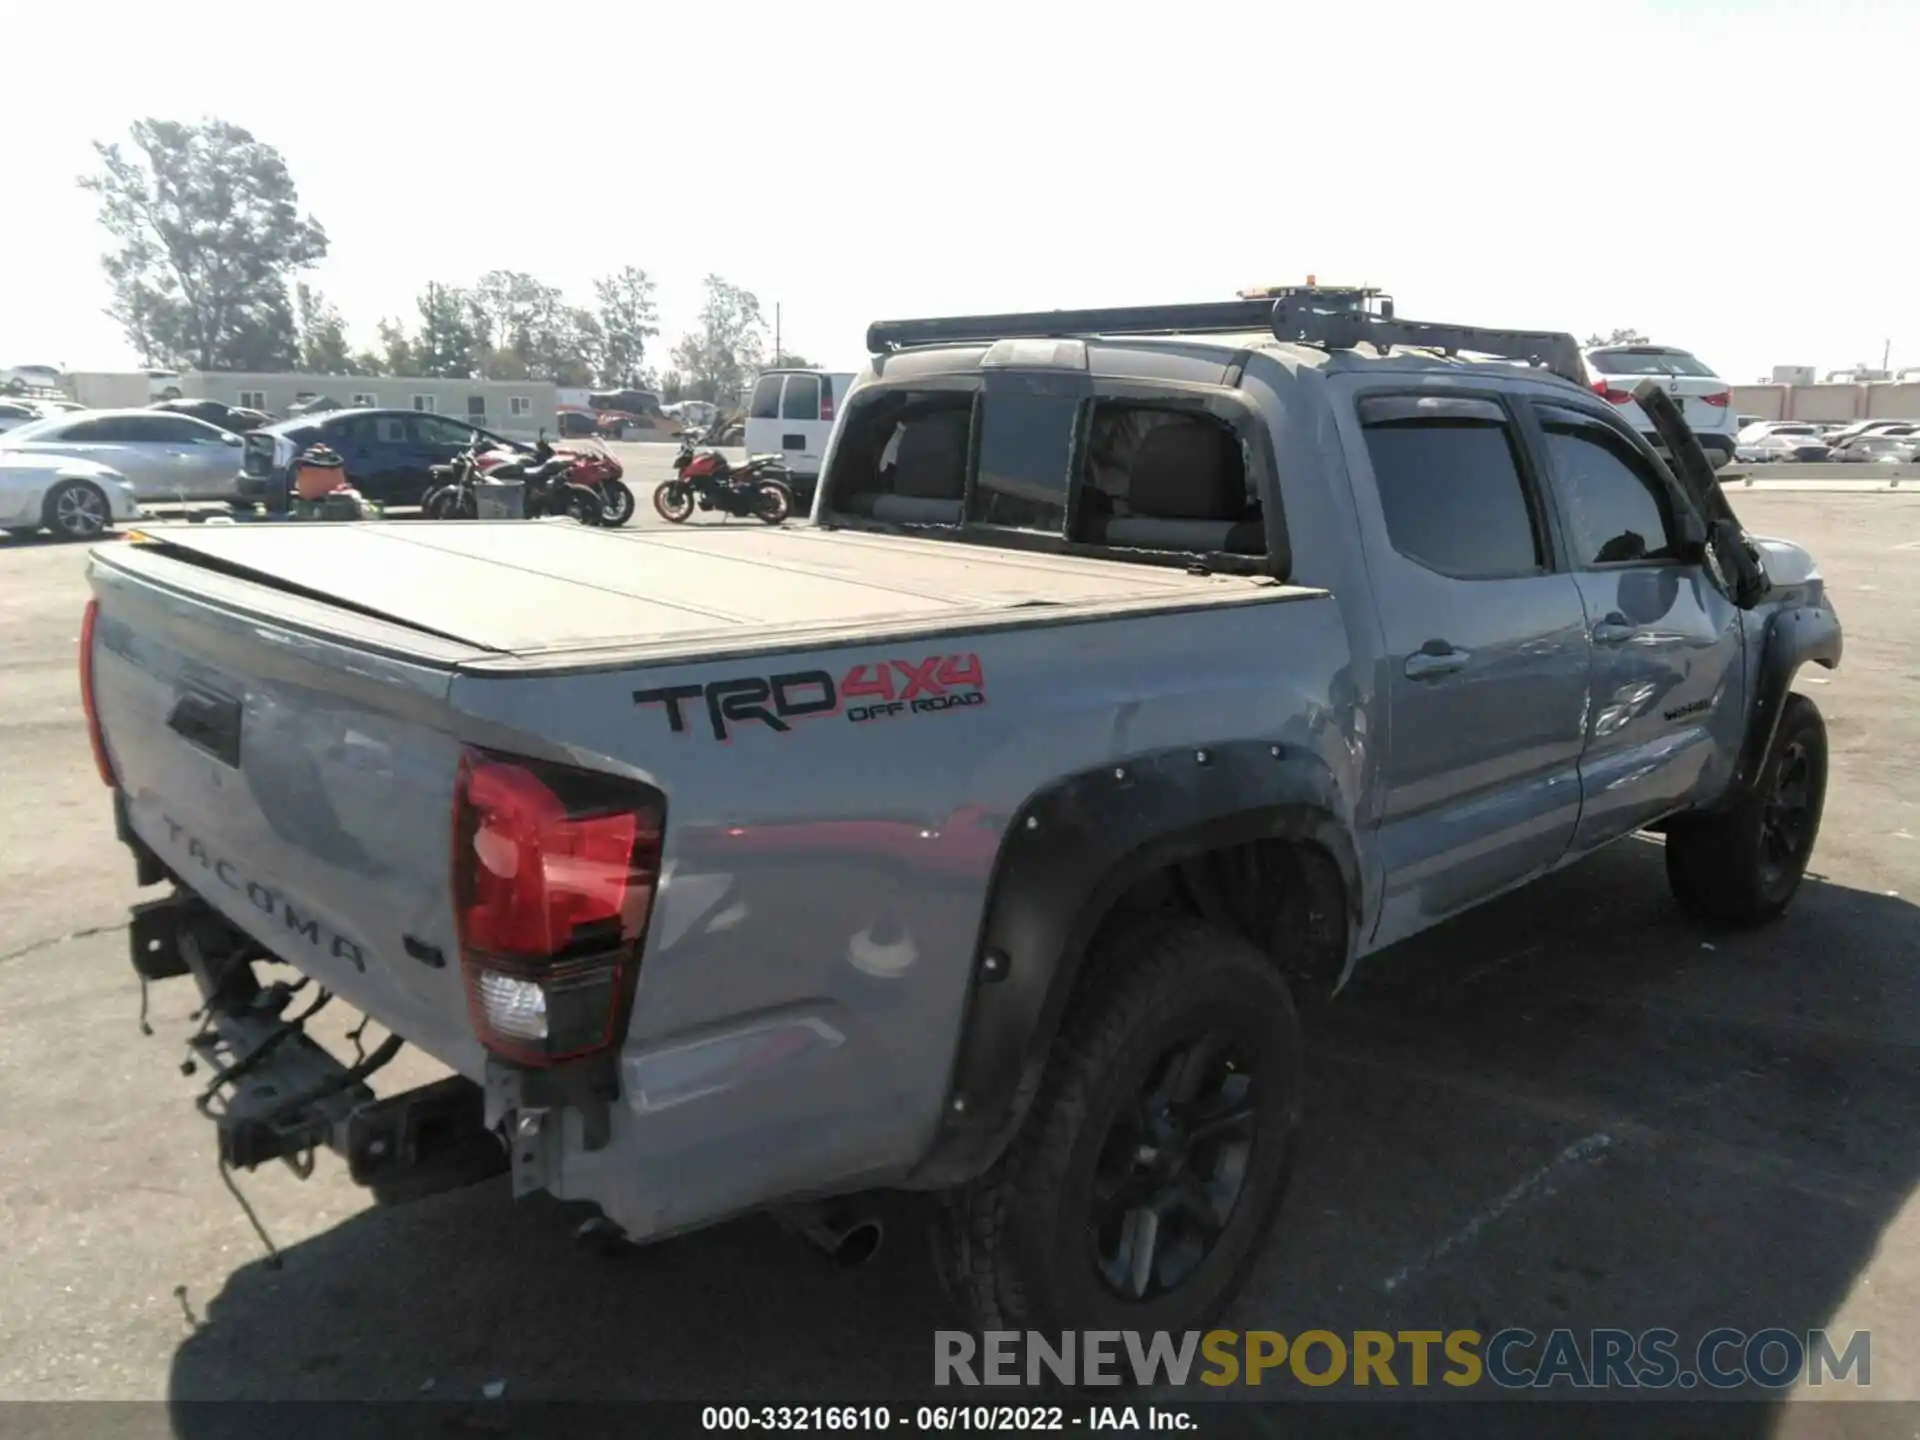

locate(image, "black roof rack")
(865, 287), (1586, 386)
(1270, 294), (1586, 386)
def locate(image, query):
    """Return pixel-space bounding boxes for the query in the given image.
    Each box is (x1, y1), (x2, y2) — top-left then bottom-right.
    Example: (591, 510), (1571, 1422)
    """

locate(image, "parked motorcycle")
(553, 438), (635, 525)
(654, 429), (796, 525)
(423, 434), (605, 525)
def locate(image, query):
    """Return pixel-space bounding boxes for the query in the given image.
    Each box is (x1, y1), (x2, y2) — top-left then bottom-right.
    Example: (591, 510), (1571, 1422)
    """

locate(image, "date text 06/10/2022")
(701, 1405), (1193, 1431)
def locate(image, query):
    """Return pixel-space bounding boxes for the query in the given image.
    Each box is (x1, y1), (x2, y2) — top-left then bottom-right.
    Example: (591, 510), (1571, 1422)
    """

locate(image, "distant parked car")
(1583, 345), (1737, 469)
(1737, 420), (1824, 444)
(150, 397), (275, 435)
(1735, 432), (1833, 464)
(1829, 433), (1919, 463)
(0, 408), (244, 502)
(1824, 419), (1918, 446)
(145, 369), (183, 400)
(0, 399), (44, 435)
(556, 407), (601, 438)
(237, 407), (530, 511)
(589, 387), (663, 418)
(0, 452), (141, 540)
(2, 363), (64, 394)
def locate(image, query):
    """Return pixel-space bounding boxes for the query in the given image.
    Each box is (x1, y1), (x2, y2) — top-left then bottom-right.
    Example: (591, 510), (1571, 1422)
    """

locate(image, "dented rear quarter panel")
(446, 590), (1357, 1234)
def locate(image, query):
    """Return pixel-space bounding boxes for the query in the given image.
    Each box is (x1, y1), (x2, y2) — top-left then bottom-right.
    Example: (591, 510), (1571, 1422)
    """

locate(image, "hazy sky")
(5, 0), (1915, 383)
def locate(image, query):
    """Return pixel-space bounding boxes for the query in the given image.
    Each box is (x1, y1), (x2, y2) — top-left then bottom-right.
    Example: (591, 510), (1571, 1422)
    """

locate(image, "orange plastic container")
(294, 446), (347, 501)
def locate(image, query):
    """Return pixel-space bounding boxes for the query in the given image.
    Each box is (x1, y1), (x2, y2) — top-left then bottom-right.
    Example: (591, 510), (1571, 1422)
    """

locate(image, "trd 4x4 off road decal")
(635, 653), (987, 741)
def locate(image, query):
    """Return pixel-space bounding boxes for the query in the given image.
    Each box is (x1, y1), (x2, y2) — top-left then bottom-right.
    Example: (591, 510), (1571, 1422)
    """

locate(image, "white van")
(743, 369), (854, 503)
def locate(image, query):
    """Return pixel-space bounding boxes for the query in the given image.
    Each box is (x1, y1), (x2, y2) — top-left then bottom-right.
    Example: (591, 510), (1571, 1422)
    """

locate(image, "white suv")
(1584, 344), (1737, 470)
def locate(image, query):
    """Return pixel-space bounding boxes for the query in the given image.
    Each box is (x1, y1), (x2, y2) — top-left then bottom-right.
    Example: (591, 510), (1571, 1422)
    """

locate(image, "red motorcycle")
(432, 433), (634, 526)
(423, 436), (606, 524)
(655, 429), (795, 525)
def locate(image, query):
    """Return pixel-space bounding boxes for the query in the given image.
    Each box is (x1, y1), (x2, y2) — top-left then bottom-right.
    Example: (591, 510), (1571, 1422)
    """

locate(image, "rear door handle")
(1592, 615), (1640, 645)
(1403, 645), (1471, 681)
(167, 686), (242, 768)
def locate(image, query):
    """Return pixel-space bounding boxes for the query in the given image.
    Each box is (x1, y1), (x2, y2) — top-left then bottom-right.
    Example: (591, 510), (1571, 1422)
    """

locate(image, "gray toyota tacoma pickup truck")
(84, 288), (1841, 1334)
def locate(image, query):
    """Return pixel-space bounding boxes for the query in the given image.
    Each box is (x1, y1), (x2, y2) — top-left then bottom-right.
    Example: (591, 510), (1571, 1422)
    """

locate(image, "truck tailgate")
(87, 549), (489, 1076)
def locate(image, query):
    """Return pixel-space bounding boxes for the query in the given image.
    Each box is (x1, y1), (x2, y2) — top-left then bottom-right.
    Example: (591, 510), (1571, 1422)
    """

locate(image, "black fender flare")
(1712, 604), (1842, 811)
(907, 740), (1360, 1188)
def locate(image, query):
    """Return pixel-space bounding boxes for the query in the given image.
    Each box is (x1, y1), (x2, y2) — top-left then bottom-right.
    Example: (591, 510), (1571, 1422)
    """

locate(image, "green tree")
(413, 282), (481, 378)
(594, 266), (660, 388)
(295, 284), (354, 374)
(659, 370), (686, 404)
(1584, 327), (1650, 348)
(82, 118), (328, 371)
(771, 351), (818, 369)
(670, 275), (767, 405)
(472, 270), (558, 377)
(375, 318), (415, 377)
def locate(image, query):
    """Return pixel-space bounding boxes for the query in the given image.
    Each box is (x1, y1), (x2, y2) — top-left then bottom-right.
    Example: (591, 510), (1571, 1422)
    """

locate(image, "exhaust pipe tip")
(830, 1219), (884, 1269)
(776, 1204), (886, 1269)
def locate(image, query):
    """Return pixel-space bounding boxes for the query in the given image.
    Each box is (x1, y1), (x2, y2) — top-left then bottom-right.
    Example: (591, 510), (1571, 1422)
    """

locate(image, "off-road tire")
(1666, 692), (1828, 927)
(42, 479), (112, 541)
(937, 917), (1302, 1334)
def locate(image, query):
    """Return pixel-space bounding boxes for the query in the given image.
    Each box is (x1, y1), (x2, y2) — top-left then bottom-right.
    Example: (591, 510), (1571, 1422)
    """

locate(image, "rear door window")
(139, 415), (220, 444)
(749, 375), (783, 419)
(55, 418), (127, 442)
(1359, 399), (1545, 579)
(780, 374), (821, 422)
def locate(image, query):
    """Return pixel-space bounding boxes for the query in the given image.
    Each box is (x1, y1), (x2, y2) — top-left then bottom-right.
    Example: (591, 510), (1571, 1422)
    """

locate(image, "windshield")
(1589, 348), (1718, 378)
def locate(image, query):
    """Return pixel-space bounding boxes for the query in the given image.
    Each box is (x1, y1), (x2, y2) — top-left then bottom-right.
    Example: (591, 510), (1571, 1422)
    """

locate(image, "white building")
(178, 372), (559, 441)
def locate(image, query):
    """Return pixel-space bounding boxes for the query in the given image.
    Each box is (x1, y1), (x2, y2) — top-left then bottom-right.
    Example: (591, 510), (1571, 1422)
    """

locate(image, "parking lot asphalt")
(0, 493), (1916, 1422)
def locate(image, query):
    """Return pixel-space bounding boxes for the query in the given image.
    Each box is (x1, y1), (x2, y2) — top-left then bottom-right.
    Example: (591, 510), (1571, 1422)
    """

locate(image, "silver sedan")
(0, 407), (246, 502)
(0, 453), (143, 540)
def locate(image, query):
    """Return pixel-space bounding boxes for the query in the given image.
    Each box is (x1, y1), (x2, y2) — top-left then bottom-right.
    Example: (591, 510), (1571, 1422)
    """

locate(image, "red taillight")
(79, 599), (115, 787)
(1702, 391), (1731, 408)
(819, 387), (835, 422)
(451, 747), (664, 1067)
(1592, 379), (1635, 405)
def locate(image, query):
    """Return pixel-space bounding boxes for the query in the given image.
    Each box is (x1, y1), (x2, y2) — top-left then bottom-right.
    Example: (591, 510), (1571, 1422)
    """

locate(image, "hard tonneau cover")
(105, 521), (1315, 668)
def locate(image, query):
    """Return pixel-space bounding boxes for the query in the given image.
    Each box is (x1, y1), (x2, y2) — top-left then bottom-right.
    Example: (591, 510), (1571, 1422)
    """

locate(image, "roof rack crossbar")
(1271, 299), (1586, 386)
(867, 300), (1283, 354)
(864, 289), (1586, 387)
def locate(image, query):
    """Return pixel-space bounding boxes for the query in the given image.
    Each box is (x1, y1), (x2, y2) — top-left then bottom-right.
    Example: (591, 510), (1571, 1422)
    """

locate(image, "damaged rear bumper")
(132, 889), (507, 1202)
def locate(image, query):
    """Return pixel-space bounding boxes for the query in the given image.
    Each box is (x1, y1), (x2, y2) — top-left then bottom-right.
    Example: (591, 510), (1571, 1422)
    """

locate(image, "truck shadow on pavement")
(167, 838), (1920, 1425)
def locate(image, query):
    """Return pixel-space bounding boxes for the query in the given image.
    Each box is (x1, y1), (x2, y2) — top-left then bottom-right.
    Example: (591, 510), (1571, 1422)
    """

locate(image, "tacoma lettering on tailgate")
(158, 813), (369, 971)
(634, 653), (987, 741)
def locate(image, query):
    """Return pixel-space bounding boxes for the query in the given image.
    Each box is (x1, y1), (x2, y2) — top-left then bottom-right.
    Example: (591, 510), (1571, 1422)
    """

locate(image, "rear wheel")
(937, 917), (1302, 1332)
(423, 486), (474, 519)
(43, 479), (112, 541)
(653, 480), (695, 524)
(557, 483), (603, 526)
(753, 480), (794, 525)
(1666, 693), (1829, 926)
